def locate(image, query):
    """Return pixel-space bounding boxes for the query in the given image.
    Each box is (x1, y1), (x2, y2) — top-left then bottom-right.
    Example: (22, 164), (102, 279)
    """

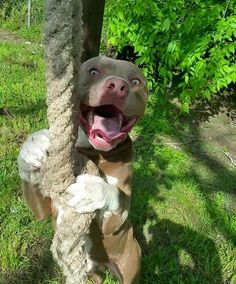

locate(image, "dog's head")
(79, 56), (148, 151)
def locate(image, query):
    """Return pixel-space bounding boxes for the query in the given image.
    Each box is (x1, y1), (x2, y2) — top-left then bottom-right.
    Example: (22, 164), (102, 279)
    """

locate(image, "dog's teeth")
(97, 136), (104, 141)
(88, 110), (93, 125)
(119, 113), (123, 128)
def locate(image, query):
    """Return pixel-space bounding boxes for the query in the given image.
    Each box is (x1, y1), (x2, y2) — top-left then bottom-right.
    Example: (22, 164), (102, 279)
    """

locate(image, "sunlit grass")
(0, 34), (236, 284)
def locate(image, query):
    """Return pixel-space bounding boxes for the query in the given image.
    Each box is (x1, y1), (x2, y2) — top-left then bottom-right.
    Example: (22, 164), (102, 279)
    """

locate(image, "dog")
(18, 56), (148, 283)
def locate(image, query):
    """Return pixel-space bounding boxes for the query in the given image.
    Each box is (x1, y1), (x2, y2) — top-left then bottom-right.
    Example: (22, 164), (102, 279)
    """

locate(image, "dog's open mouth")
(80, 104), (137, 151)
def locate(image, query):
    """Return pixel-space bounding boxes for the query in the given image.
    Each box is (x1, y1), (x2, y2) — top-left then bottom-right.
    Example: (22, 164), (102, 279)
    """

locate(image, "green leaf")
(167, 41), (176, 53)
(181, 103), (190, 113)
(184, 74), (189, 84)
(117, 11), (124, 21)
(228, 44), (235, 54)
(162, 18), (171, 31)
(203, 89), (211, 99)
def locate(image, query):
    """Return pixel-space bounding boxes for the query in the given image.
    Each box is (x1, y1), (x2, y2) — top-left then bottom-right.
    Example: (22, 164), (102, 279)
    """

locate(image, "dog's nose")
(105, 78), (129, 98)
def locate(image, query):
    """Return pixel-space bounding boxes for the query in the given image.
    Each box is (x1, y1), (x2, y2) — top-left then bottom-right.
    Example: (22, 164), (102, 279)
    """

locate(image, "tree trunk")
(81, 0), (105, 62)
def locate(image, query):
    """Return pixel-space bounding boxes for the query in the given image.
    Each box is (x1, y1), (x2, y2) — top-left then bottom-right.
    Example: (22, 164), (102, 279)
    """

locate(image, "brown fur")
(21, 57), (148, 283)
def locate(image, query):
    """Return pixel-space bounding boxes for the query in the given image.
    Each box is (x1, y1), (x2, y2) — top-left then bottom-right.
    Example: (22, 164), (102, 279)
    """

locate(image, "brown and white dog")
(18, 56), (148, 284)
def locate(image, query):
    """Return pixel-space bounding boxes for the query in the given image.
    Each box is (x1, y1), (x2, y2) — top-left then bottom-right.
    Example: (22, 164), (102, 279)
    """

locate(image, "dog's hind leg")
(116, 237), (141, 284)
(107, 230), (141, 284)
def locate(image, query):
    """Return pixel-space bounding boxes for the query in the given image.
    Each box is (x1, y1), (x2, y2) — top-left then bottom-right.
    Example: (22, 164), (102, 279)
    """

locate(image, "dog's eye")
(89, 68), (100, 76)
(131, 78), (140, 86)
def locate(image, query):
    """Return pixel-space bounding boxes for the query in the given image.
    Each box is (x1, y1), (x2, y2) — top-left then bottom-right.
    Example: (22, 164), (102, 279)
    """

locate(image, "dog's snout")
(105, 78), (129, 98)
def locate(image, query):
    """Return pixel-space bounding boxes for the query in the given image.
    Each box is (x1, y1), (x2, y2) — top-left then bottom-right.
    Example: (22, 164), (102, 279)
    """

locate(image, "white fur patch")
(67, 174), (108, 213)
(18, 129), (49, 184)
(106, 175), (118, 186)
(67, 174), (120, 214)
(100, 210), (112, 220)
(86, 256), (95, 273)
(121, 210), (128, 224)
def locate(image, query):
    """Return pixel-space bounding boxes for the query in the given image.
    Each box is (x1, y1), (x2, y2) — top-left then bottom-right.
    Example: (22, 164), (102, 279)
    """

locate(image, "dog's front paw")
(17, 129), (50, 184)
(67, 174), (119, 214)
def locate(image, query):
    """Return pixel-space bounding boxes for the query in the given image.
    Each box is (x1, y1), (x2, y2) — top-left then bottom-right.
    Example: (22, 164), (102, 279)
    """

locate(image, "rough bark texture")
(81, 0), (105, 62)
(41, 0), (97, 283)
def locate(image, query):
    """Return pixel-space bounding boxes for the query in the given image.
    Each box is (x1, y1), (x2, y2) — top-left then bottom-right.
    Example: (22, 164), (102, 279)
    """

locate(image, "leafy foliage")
(104, 0), (236, 112)
(1, 0), (235, 111)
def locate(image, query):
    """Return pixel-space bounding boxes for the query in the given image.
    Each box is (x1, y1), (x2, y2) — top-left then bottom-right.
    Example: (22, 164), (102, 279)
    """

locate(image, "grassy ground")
(0, 30), (236, 284)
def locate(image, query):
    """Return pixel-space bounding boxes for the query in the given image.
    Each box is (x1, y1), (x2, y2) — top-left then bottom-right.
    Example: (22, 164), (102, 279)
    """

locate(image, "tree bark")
(81, 0), (105, 62)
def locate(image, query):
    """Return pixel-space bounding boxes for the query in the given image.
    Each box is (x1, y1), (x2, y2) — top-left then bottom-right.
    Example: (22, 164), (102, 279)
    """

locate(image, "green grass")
(0, 32), (236, 284)
(0, 41), (57, 283)
(0, 1), (44, 41)
(131, 98), (236, 283)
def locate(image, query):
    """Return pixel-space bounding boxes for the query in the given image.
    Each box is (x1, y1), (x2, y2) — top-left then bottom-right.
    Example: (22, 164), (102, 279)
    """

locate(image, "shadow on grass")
(184, 120), (236, 246)
(0, 238), (62, 284)
(141, 220), (222, 283)
(130, 95), (235, 283)
(5, 96), (234, 283)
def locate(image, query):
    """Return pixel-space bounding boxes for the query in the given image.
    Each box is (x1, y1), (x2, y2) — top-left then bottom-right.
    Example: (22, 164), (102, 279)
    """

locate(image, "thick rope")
(40, 0), (96, 283)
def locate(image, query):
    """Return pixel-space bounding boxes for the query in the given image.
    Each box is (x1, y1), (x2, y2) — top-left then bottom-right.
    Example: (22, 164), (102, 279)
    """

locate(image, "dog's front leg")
(67, 174), (120, 213)
(67, 174), (128, 233)
(17, 129), (51, 220)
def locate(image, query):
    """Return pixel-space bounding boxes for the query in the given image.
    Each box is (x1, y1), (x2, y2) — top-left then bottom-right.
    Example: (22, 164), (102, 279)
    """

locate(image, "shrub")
(104, 0), (236, 112)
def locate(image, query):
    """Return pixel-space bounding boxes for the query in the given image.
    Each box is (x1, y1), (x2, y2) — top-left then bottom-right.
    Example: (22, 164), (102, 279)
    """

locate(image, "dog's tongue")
(92, 114), (125, 141)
